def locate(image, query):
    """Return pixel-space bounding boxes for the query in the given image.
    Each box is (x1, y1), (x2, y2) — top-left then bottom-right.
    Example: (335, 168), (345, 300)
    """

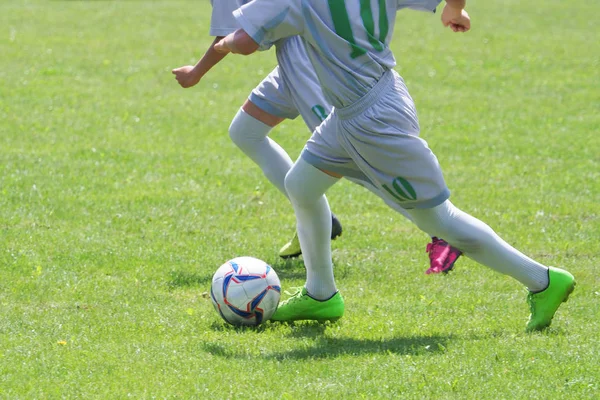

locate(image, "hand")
(441, 4), (471, 32)
(171, 65), (201, 88)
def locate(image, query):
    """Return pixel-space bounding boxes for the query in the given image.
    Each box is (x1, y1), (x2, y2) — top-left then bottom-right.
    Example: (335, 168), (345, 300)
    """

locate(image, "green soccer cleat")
(279, 213), (343, 259)
(278, 232), (302, 259)
(270, 287), (345, 322)
(526, 267), (575, 332)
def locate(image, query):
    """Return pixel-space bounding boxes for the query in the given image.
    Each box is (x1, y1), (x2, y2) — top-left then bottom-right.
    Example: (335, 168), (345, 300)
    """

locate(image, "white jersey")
(210, 0), (246, 36)
(209, 0), (332, 130)
(234, 0), (441, 108)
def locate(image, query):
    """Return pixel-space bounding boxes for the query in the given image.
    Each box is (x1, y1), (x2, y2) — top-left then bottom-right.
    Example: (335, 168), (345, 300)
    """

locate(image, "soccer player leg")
(353, 128), (573, 330)
(406, 201), (551, 290)
(340, 82), (553, 292)
(334, 71), (462, 275)
(347, 177), (462, 274)
(270, 158), (345, 322)
(229, 66), (298, 197)
(271, 115), (348, 322)
(285, 158), (339, 300)
(274, 46), (343, 258)
(405, 201), (575, 331)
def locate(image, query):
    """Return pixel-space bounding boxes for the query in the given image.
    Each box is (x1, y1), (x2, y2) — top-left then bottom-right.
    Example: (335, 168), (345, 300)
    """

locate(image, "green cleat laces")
(270, 287), (345, 322)
(526, 267), (575, 332)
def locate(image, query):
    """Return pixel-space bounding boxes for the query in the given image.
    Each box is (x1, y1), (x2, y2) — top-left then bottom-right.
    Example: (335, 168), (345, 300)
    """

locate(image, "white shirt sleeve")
(233, 0), (303, 47)
(210, 0), (242, 36)
(396, 0), (441, 12)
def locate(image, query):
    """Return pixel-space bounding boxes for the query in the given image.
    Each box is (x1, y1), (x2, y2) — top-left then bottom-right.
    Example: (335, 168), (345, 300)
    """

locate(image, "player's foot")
(270, 287), (345, 322)
(278, 233), (301, 259)
(278, 213), (343, 259)
(526, 267), (575, 332)
(425, 237), (462, 274)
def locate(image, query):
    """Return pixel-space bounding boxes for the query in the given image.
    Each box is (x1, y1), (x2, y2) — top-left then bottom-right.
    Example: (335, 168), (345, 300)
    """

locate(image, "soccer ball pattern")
(210, 257), (281, 326)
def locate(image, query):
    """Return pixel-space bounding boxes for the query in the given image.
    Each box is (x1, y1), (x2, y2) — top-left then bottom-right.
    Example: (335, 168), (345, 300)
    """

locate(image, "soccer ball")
(210, 257), (281, 326)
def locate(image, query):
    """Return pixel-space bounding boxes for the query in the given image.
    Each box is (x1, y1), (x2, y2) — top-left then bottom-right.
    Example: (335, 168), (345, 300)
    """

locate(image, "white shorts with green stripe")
(302, 69), (450, 210)
(249, 37), (332, 133)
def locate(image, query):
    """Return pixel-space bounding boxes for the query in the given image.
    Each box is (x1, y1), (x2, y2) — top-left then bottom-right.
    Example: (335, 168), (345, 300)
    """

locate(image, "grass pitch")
(1, 1), (599, 398)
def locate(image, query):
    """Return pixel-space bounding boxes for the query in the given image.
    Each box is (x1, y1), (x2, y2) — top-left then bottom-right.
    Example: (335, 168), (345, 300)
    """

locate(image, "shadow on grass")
(268, 256), (350, 281)
(209, 320), (329, 336)
(267, 257), (308, 281)
(268, 334), (450, 360)
(203, 331), (451, 360)
(167, 270), (212, 289)
(209, 320), (280, 332)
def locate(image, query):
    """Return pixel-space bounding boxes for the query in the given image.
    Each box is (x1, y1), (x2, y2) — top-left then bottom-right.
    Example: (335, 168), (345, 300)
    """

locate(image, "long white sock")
(285, 159), (339, 300)
(406, 200), (549, 291)
(229, 109), (293, 197)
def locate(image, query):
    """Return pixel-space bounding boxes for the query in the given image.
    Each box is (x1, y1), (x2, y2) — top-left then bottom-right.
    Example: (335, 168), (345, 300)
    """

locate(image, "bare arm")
(172, 36), (229, 88)
(214, 29), (260, 56)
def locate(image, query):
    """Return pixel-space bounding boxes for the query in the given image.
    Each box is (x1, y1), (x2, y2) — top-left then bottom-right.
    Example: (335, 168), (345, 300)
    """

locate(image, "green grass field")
(1, 0), (599, 398)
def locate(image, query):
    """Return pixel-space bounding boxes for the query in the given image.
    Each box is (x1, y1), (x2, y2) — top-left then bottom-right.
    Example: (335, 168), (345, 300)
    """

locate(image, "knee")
(284, 164), (317, 207)
(408, 202), (457, 239)
(285, 159), (335, 207)
(408, 201), (485, 252)
(284, 166), (303, 202)
(228, 109), (269, 149)
(228, 112), (246, 148)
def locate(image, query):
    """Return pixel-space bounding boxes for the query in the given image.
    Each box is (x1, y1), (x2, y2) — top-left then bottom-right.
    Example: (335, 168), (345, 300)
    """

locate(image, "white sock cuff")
(229, 108), (272, 141)
(284, 158), (339, 205)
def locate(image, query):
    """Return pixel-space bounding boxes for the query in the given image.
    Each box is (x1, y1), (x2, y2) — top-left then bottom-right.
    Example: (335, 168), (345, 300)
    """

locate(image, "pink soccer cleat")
(425, 237), (462, 274)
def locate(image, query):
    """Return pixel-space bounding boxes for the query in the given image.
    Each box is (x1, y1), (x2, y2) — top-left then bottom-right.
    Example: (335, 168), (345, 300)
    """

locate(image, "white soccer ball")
(210, 256), (281, 326)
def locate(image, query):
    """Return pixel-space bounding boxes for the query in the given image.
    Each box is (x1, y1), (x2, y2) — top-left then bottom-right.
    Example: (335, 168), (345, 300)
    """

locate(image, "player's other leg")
(406, 201), (575, 331)
(272, 38), (346, 260)
(271, 159), (345, 322)
(336, 70), (573, 330)
(230, 101), (343, 258)
(350, 177), (461, 274)
(230, 66), (344, 256)
(229, 100), (289, 195)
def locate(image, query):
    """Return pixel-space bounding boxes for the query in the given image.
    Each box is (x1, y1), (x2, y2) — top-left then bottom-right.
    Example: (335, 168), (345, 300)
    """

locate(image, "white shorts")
(249, 37), (331, 133)
(301, 69), (450, 209)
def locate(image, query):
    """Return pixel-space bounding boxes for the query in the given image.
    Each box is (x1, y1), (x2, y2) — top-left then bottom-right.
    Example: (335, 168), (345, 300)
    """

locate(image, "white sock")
(285, 159), (339, 300)
(406, 200), (549, 292)
(229, 109), (293, 197)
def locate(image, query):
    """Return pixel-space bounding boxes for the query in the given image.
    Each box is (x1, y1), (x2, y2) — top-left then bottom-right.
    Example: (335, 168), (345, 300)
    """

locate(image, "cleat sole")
(280, 251), (302, 260)
(563, 282), (576, 302)
(317, 317), (341, 323)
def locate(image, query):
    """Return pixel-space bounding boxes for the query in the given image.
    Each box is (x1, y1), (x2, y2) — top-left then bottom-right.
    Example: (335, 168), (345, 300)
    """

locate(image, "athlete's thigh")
(338, 74), (450, 209)
(300, 110), (371, 183)
(249, 65), (300, 121)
